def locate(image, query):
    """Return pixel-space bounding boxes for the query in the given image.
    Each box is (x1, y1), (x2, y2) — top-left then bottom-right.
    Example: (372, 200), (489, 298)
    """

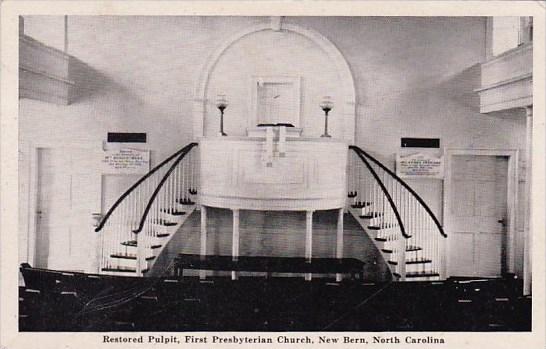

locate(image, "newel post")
(136, 232), (145, 276)
(397, 236), (406, 281)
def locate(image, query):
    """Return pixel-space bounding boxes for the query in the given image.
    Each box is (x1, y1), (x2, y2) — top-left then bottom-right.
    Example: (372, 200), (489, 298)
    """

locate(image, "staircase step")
(101, 267), (149, 273)
(381, 245), (422, 254)
(388, 258), (432, 265)
(152, 219), (177, 226)
(110, 254), (156, 261)
(177, 198), (195, 205)
(375, 237), (390, 242)
(406, 258), (432, 264)
(368, 224), (397, 230)
(121, 240), (137, 247)
(351, 202), (372, 208)
(121, 240), (162, 249)
(405, 271), (440, 278)
(162, 209), (186, 216)
(392, 271), (439, 279)
(360, 212), (384, 219)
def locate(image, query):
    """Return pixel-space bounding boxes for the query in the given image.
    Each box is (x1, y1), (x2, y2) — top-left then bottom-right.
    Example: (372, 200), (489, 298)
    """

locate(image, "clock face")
(256, 82), (297, 126)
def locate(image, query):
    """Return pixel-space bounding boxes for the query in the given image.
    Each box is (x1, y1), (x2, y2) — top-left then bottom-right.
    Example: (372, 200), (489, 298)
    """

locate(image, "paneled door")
(447, 155), (509, 277)
(34, 147), (102, 272)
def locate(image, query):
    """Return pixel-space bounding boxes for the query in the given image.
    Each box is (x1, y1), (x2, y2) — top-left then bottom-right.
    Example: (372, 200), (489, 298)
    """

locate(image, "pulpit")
(199, 130), (347, 281)
(199, 133), (347, 210)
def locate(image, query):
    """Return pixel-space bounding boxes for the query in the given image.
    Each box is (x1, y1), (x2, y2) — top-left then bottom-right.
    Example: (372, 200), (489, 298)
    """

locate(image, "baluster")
(169, 172), (173, 213)
(348, 153), (352, 196)
(171, 168), (175, 211)
(196, 150), (200, 194)
(176, 163), (180, 203)
(189, 151), (194, 193)
(182, 159), (186, 201)
(165, 171), (170, 214)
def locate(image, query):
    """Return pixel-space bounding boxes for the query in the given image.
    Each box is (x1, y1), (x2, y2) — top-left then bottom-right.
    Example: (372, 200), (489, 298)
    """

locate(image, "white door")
(35, 147), (102, 272)
(448, 155), (508, 277)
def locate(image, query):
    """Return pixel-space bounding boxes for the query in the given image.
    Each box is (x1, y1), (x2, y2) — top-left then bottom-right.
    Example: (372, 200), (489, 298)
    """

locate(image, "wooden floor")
(19, 275), (530, 332)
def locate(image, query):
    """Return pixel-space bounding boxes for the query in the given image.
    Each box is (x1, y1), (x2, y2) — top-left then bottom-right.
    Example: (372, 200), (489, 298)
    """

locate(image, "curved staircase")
(347, 146), (447, 281)
(95, 143), (199, 276)
(95, 142), (446, 281)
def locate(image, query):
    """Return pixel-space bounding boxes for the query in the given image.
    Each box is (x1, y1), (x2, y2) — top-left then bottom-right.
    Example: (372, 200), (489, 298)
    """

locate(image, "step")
(151, 219), (177, 227)
(375, 237), (395, 242)
(393, 271), (440, 279)
(406, 258), (432, 264)
(405, 271), (440, 278)
(360, 212), (384, 219)
(350, 202), (372, 209)
(178, 198), (195, 205)
(121, 240), (162, 249)
(161, 209), (186, 216)
(381, 245), (422, 254)
(101, 266), (149, 274)
(109, 254), (155, 268)
(110, 253), (156, 261)
(368, 224), (398, 230)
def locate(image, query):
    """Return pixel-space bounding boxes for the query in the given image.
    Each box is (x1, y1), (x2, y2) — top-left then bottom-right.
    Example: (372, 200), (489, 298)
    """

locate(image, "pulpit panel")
(200, 137), (347, 211)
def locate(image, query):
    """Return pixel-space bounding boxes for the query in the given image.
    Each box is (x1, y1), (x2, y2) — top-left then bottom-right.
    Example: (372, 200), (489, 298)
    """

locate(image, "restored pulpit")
(199, 126), (348, 280)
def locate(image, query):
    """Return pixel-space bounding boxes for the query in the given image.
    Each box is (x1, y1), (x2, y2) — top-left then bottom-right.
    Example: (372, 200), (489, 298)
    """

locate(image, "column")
(305, 210), (314, 281)
(336, 208), (344, 282)
(523, 106), (532, 296)
(232, 209), (240, 280)
(200, 205), (207, 279)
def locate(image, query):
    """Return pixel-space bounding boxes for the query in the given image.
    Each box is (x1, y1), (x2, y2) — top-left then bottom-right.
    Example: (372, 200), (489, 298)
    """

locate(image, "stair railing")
(95, 142), (198, 275)
(348, 146), (447, 280)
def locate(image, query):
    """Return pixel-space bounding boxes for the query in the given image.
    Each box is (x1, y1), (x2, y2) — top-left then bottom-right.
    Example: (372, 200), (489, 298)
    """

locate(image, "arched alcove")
(193, 18), (356, 143)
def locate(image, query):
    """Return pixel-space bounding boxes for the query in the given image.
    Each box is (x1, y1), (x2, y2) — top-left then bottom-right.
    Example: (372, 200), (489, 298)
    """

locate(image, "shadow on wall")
(68, 57), (123, 104)
(150, 209), (392, 283)
(435, 63), (481, 110)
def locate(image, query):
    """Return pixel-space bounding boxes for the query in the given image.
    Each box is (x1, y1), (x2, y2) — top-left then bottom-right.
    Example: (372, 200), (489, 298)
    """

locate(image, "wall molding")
(193, 19), (356, 143)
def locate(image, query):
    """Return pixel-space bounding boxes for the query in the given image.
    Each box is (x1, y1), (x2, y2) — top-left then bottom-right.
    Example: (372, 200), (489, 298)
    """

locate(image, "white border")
(1, 2), (545, 349)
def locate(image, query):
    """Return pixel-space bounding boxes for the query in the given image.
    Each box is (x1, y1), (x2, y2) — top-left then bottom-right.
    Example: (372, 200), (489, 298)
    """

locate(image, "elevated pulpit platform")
(198, 134), (348, 281)
(199, 136), (347, 211)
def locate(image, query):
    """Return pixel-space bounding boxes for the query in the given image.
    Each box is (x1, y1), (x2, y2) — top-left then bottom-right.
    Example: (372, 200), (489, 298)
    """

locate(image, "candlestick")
(319, 96), (334, 138)
(216, 95), (228, 136)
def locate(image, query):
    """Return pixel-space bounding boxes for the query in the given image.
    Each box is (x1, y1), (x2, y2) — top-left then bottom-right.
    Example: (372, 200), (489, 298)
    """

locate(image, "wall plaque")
(101, 148), (150, 174)
(396, 153), (444, 179)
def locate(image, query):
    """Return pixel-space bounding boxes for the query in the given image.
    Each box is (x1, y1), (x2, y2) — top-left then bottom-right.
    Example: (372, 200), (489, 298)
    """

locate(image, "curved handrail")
(349, 145), (447, 238)
(95, 142), (198, 232)
(133, 143), (197, 233)
(352, 149), (410, 239)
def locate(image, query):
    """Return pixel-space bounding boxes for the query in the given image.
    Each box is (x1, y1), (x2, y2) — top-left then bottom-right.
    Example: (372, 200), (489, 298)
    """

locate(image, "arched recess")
(193, 19), (356, 143)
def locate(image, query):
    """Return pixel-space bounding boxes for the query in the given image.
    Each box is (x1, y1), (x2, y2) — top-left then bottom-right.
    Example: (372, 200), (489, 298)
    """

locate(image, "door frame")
(443, 148), (519, 278)
(26, 140), (102, 267)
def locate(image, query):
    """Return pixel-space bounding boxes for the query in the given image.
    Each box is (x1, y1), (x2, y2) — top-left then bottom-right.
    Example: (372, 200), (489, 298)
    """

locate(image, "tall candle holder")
(319, 96), (334, 138)
(216, 95), (228, 136)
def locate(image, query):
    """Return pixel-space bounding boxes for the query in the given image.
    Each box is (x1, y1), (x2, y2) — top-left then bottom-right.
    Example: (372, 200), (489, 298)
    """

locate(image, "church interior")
(16, 15), (533, 331)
